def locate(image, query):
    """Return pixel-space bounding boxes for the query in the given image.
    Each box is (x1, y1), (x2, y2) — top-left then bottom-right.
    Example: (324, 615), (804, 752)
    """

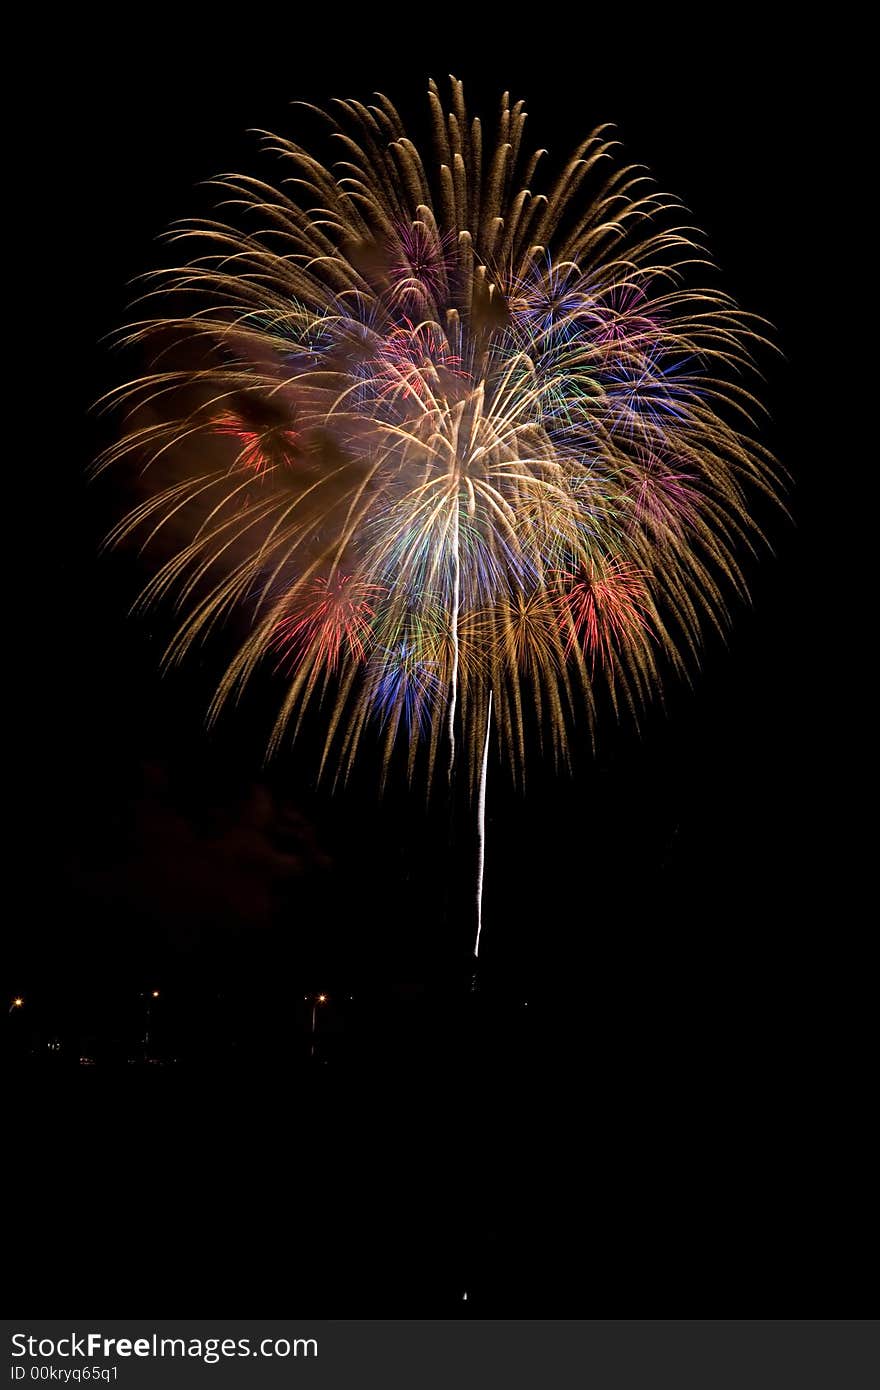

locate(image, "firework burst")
(98, 76), (780, 838)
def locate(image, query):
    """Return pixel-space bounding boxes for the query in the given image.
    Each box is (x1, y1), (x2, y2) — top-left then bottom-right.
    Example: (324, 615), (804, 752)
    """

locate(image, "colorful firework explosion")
(99, 78), (780, 803)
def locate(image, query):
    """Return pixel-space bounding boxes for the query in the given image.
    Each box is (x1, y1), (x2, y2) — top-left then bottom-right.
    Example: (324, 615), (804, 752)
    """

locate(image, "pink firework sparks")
(623, 450), (702, 537)
(387, 222), (455, 306)
(272, 574), (382, 673)
(371, 321), (466, 403)
(592, 280), (662, 350)
(558, 560), (653, 668)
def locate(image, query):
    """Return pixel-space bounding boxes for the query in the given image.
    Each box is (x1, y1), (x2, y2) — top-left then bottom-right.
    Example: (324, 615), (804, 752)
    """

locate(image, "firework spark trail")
(474, 689), (493, 959)
(99, 78), (781, 959)
(448, 498), (461, 783)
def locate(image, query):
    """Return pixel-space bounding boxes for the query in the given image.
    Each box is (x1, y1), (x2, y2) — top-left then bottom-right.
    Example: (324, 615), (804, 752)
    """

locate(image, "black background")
(7, 16), (865, 1314)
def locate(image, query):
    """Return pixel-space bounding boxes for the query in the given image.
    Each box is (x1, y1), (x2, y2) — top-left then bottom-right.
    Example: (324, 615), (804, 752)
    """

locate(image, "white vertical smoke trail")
(474, 689), (493, 958)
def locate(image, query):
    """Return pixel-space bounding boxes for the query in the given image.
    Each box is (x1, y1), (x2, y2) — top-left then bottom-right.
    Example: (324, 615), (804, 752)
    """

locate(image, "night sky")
(8, 21), (864, 1315)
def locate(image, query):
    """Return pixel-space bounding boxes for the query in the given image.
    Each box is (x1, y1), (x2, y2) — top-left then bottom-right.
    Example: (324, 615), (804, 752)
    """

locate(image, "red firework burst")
(272, 574), (383, 672)
(558, 560), (653, 668)
(212, 414), (300, 476)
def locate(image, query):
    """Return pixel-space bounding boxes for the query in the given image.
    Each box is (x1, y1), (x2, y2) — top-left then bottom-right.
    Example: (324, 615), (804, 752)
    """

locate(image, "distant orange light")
(12, 997), (24, 1008)
(151, 990), (160, 999)
(317, 994), (327, 1004)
